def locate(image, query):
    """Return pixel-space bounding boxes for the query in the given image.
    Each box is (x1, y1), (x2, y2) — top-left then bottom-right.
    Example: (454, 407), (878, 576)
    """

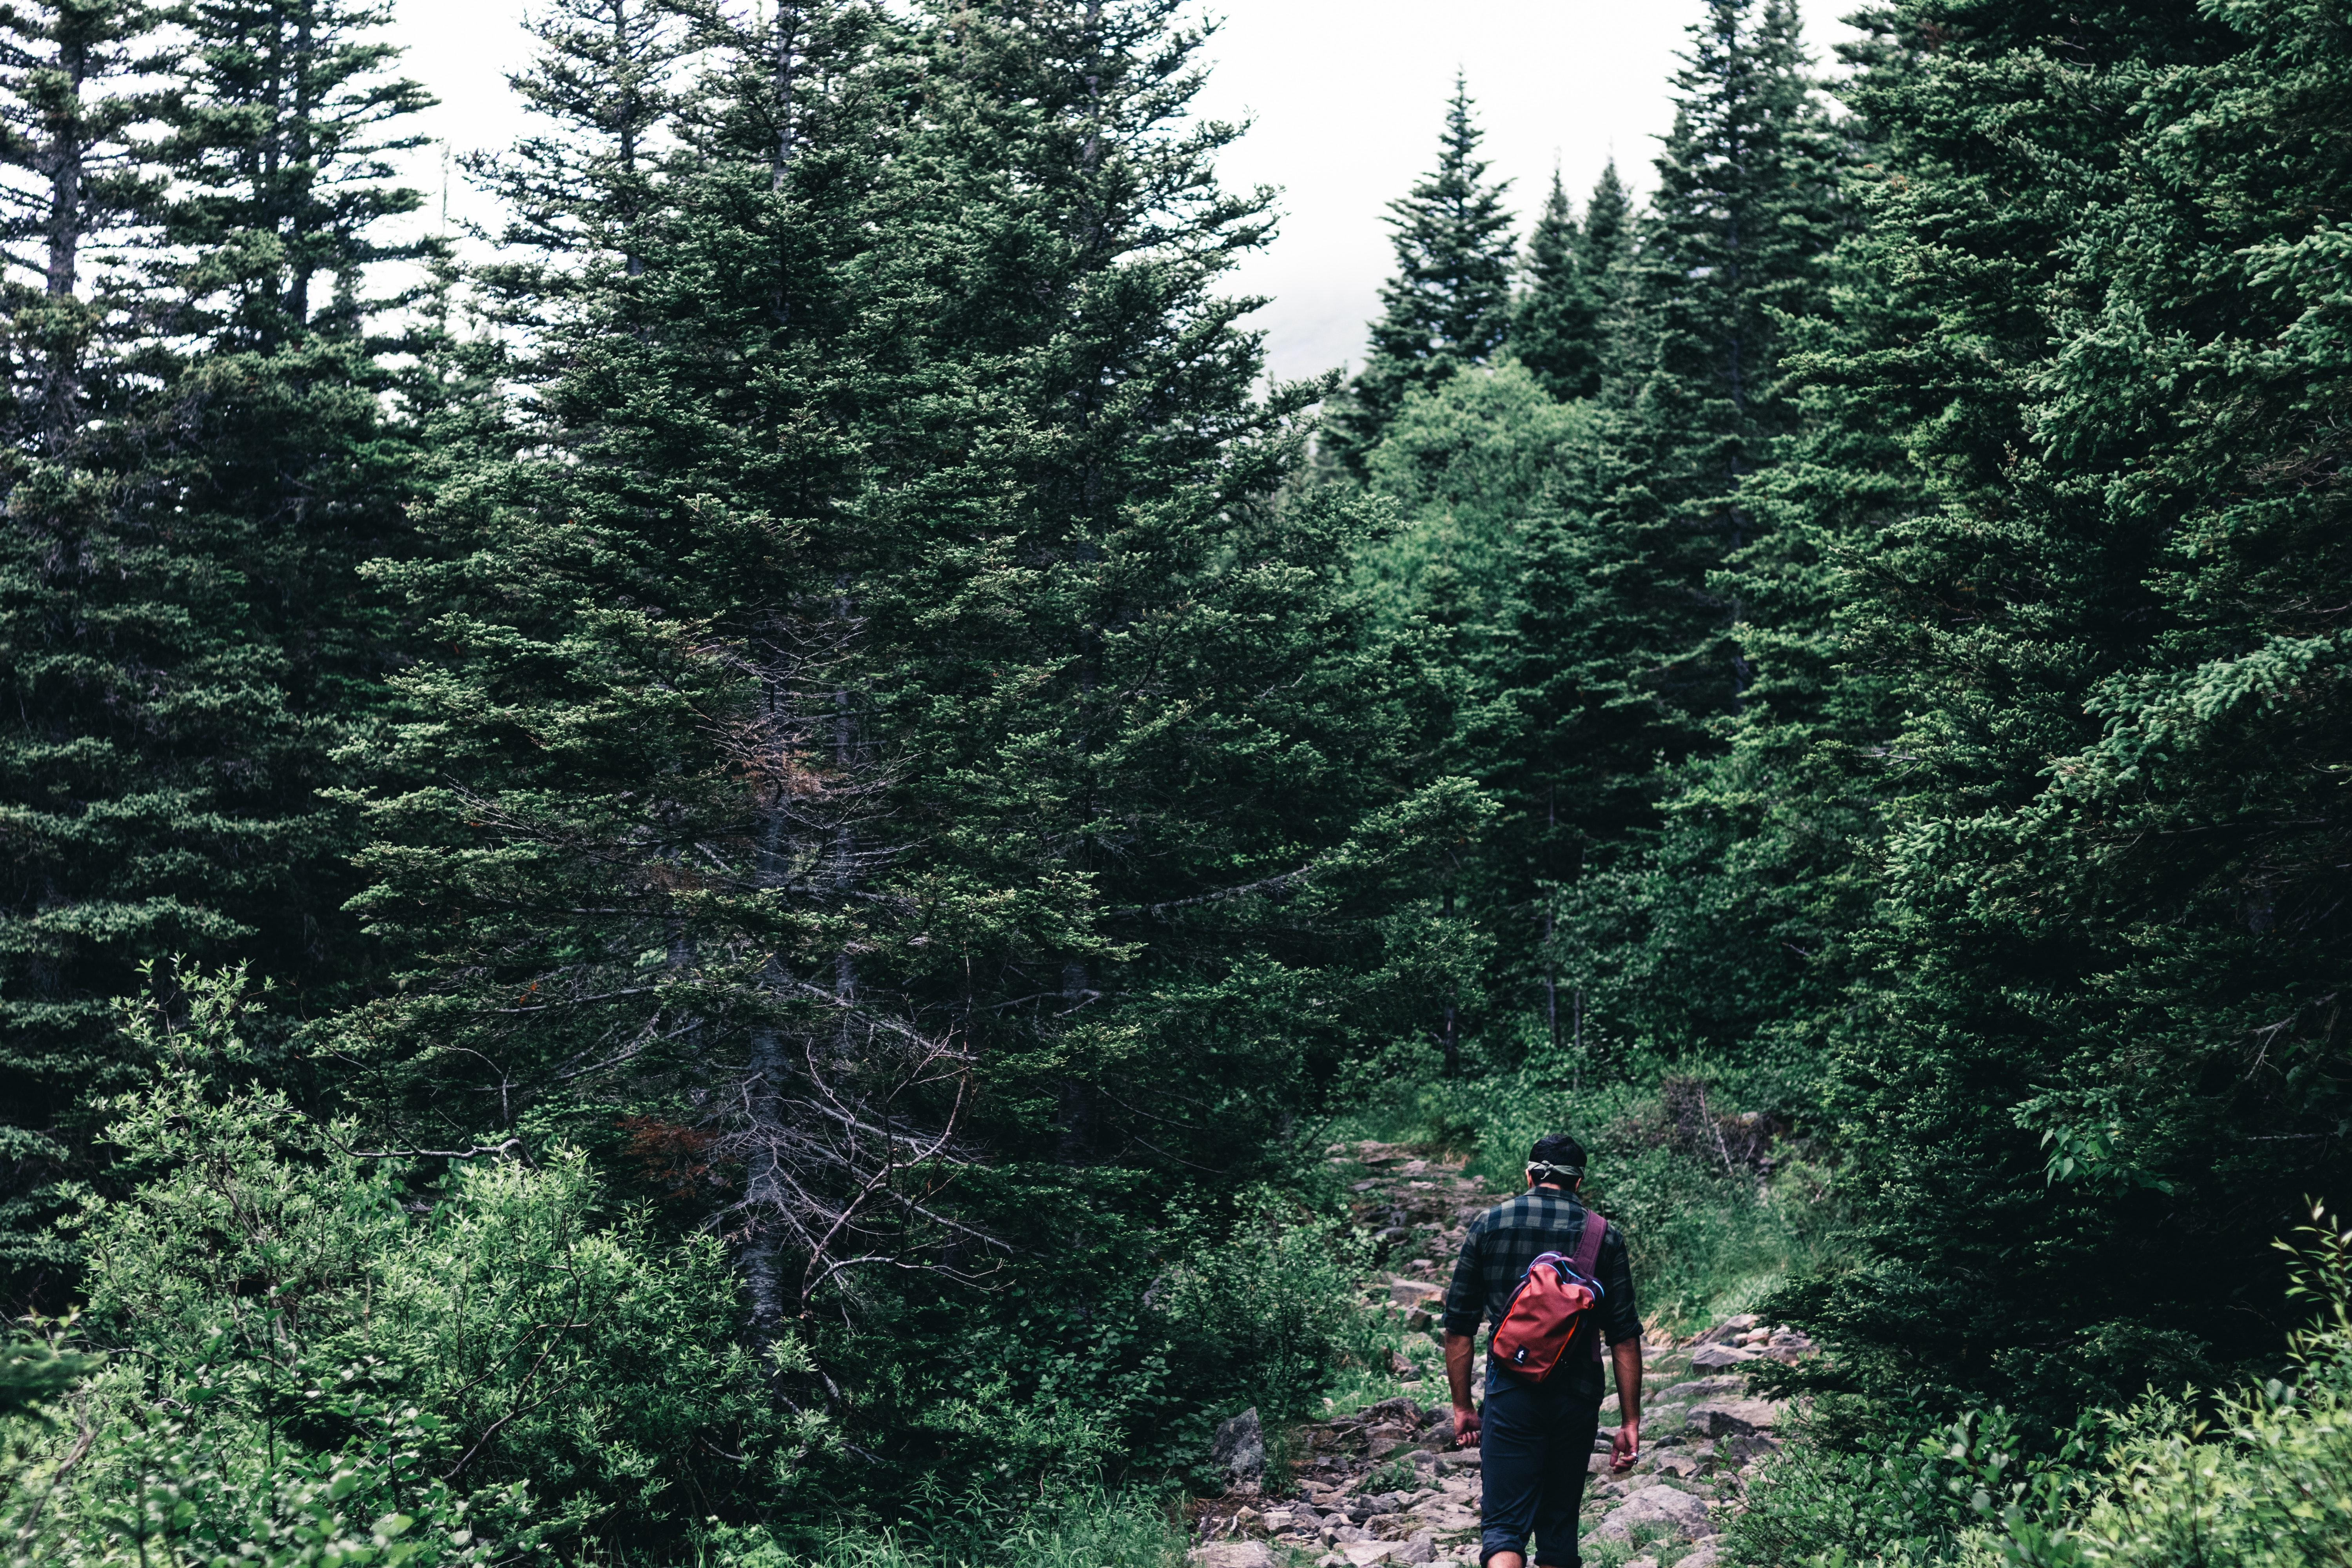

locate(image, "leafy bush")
(45, 966), (802, 1547)
(2044, 1209), (2352, 1568)
(895, 1190), (1387, 1492)
(1724, 1401), (2080, 1568)
(1157, 1193), (1383, 1426)
(1733, 1209), (2352, 1568)
(0, 1328), (542, 1567)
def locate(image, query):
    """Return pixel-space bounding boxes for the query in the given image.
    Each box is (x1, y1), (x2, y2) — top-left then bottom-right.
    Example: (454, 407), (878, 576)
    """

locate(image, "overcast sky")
(388, 0), (1862, 383)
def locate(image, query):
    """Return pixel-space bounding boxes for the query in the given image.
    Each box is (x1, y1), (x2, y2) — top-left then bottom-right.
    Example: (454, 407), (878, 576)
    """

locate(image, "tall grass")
(683, 1489), (1188, 1568)
(1327, 1039), (1852, 1334)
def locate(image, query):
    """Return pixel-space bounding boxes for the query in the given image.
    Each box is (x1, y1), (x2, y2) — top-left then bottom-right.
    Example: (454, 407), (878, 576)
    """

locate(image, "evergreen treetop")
(1325, 73), (1515, 473)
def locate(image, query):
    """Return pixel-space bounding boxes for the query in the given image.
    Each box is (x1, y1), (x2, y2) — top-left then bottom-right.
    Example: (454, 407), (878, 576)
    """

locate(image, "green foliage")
(1725, 1402), (2077, 1568)
(0, 0), (437, 1307)
(691, 1487), (1185, 1568)
(2054, 1279), (2352, 1568)
(54, 963), (793, 1544)
(0, 1347), (544, 1568)
(1759, 0), (2352, 1419)
(1509, 162), (1629, 404)
(1156, 1196), (1385, 1428)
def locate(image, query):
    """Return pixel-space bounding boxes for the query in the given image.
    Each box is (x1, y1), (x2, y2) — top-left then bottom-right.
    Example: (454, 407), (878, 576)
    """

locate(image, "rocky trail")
(1189, 1142), (1812, 1568)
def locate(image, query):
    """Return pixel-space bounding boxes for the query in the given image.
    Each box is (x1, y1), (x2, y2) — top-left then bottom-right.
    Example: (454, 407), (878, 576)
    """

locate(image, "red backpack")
(1490, 1210), (1609, 1382)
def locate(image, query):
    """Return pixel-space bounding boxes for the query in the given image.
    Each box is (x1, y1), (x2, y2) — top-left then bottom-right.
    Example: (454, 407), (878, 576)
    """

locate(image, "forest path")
(1189, 1141), (1813, 1568)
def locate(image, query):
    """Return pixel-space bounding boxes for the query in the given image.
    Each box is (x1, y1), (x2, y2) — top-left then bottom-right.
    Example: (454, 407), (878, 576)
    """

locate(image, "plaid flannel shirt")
(1442, 1189), (1639, 1397)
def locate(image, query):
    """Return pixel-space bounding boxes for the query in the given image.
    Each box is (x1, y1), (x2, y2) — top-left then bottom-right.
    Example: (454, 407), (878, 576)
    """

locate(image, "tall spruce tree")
(348, 0), (1481, 1488)
(1324, 74), (1516, 474)
(1509, 160), (1630, 404)
(1510, 169), (1592, 402)
(1762, 0), (2350, 1419)
(0, 0), (433, 1307)
(1483, 0), (1843, 1042)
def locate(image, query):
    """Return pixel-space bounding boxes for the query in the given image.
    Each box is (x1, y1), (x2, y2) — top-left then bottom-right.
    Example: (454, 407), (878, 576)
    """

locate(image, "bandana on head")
(1526, 1161), (1582, 1185)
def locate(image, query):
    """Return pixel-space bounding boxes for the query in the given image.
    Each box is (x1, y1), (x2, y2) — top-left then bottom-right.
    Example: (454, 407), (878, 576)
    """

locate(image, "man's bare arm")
(1608, 1338), (1642, 1470)
(1445, 1332), (1479, 1446)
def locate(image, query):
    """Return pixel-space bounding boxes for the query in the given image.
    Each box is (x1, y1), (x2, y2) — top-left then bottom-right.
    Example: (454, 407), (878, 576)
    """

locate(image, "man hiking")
(1442, 1134), (1641, 1568)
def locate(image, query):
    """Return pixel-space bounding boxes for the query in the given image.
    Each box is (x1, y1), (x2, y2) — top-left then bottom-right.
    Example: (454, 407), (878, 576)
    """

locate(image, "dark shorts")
(1479, 1359), (1602, 1568)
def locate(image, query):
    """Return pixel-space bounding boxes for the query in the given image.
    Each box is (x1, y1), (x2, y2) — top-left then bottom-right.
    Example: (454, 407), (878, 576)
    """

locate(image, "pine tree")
(1324, 74), (1516, 474)
(1757, 0), (2336, 1419)
(347, 0), (1480, 1488)
(1463, 0), (1844, 1044)
(1575, 157), (1630, 285)
(1509, 160), (1630, 404)
(0, 0), (434, 1307)
(1592, 0), (1844, 721)
(1510, 169), (1590, 401)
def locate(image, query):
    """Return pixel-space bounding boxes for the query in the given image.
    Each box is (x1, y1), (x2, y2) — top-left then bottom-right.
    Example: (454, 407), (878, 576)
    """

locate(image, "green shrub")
(67, 1068), (798, 1540)
(1724, 1401), (2072, 1568)
(1157, 1192), (1383, 1426)
(2044, 1210), (2352, 1568)
(0, 1328), (543, 1567)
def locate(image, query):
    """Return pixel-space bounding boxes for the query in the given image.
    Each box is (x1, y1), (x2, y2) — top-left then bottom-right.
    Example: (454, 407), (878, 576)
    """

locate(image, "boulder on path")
(1677, 1543), (1722, 1568)
(1190, 1546), (1276, 1568)
(1692, 1315), (1760, 1345)
(1210, 1407), (1265, 1481)
(1341, 1544), (1403, 1566)
(1590, 1484), (1715, 1542)
(1684, 1399), (1781, 1438)
(1688, 1344), (1759, 1369)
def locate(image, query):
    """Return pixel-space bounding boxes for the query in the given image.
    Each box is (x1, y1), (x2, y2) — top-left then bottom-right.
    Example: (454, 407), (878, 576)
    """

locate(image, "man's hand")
(1608, 1420), (1639, 1471)
(1608, 1337), (1644, 1472)
(1443, 1331), (1480, 1450)
(1453, 1402), (1481, 1448)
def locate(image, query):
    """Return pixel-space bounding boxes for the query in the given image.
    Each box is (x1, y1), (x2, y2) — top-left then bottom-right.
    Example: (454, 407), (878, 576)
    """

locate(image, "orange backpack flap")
(1490, 1211), (1609, 1383)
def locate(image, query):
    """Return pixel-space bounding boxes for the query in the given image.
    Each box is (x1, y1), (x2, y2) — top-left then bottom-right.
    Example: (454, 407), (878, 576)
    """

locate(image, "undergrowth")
(683, 1488), (1187, 1568)
(1326, 1035), (1853, 1333)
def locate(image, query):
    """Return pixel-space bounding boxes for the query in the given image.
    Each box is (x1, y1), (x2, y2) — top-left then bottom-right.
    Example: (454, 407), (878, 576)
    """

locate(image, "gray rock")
(1687, 1344), (1759, 1370)
(1211, 1407), (1266, 1480)
(1677, 1543), (1722, 1568)
(1189, 1546), (1275, 1568)
(1684, 1399), (1782, 1439)
(1660, 1377), (1746, 1404)
(1396, 1533), (1437, 1564)
(1590, 1484), (1714, 1543)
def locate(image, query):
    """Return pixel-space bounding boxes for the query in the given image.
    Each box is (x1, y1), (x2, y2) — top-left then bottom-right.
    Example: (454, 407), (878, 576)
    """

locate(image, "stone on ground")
(1189, 1545), (1275, 1568)
(1684, 1399), (1780, 1438)
(1590, 1484), (1715, 1542)
(1211, 1407), (1265, 1481)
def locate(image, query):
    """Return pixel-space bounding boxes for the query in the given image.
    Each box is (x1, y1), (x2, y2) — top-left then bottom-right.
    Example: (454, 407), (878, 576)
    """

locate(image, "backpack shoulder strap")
(1572, 1207), (1608, 1279)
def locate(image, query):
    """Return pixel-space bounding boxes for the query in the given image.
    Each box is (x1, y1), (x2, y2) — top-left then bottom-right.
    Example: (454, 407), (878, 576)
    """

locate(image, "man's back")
(1441, 1187), (1637, 1398)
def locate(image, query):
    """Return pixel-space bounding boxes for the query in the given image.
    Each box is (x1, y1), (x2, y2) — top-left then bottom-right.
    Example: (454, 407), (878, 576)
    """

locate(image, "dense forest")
(1, 0), (2348, 1563)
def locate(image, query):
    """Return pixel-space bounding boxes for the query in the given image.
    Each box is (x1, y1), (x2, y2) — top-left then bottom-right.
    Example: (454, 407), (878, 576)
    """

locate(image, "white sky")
(389, 0), (1862, 384)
